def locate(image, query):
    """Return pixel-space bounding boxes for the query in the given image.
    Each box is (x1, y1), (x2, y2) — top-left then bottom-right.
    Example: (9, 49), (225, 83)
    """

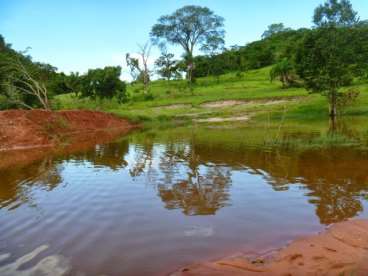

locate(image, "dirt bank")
(171, 219), (368, 276)
(0, 109), (137, 152)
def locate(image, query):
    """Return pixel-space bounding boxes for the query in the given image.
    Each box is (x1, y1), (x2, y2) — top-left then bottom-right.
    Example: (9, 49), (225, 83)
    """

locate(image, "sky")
(1, 0), (367, 80)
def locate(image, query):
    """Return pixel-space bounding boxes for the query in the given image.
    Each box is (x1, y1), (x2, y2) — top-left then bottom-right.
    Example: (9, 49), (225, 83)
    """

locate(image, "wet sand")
(171, 219), (368, 275)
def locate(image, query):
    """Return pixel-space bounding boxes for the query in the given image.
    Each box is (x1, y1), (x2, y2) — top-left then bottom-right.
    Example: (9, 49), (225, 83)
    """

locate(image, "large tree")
(150, 5), (225, 83)
(313, 0), (359, 27)
(296, 0), (361, 120)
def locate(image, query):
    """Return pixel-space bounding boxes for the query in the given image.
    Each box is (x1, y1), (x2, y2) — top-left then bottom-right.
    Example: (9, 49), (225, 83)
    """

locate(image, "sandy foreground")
(170, 219), (368, 276)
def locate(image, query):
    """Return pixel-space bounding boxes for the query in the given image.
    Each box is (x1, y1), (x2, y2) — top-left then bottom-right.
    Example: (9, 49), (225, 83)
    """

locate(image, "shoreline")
(170, 219), (368, 275)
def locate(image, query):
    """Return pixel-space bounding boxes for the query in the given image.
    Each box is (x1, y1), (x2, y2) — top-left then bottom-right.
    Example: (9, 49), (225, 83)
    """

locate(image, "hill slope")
(56, 67), (368, 125)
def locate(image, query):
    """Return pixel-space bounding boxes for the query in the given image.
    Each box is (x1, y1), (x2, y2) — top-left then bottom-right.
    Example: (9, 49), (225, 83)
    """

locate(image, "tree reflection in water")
(0, 140), (130, 210)
(157, 166), (231, 216)
(129, 135), (232, 215)
(1, 126), (368, 225)
(128, 130), (368, 223)
(237, 148), (368, 224)
(0, 157), (64, 210)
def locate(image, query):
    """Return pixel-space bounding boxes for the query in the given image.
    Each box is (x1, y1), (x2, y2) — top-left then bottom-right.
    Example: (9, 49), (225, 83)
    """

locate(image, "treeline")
(193, 22), (368, 79)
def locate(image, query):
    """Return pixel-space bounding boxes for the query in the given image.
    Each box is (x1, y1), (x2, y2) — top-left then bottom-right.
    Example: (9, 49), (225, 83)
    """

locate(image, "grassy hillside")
(56, 66), (368, 126)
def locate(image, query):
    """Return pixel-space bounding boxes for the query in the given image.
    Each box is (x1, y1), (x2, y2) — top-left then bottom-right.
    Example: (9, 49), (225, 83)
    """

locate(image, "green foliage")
(116, 81), (128, 104)
(296, 26), (357, 92)
(337, 88), (360, 113)
(56, 63), (368, 128)
(313, 0), (359, 27)
(79, 66), (127, 102)
(0, 54), (51, 110)
(193, 28), (311, 78)
(0, 34), (83, 109)
(150, 5), (225, 53)
(270, 58), (296, 88)
(292, 0), (366, 117)
(154, 52), (180, 80)
(295, 26), (363, 115)
(151, 5), (225, 82)
(262, 23), (291, 39)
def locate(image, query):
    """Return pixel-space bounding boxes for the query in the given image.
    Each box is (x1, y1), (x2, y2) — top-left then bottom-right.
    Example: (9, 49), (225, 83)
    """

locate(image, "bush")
(337, 89), (360, 113)
(144, 93), (154, 101)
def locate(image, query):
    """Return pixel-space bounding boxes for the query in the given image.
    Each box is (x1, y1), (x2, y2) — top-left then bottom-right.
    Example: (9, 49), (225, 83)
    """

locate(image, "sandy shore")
(170, 219), (368, 275)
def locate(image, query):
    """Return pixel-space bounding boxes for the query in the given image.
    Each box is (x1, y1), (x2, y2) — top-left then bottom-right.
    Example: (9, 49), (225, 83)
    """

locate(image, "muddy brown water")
(1, 123), (368, 276)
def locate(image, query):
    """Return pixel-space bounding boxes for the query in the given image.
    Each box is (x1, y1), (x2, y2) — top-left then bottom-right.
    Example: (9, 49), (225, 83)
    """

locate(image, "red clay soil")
(171, 219), (368, 276)
(0, 109), (137, 151)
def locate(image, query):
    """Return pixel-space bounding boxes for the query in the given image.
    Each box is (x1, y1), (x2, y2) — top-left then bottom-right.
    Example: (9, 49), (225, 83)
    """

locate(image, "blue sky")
(1, 0), (367, 80)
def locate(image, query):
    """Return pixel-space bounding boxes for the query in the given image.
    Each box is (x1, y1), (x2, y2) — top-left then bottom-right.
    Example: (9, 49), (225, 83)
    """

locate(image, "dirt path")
(194, 115), (250, 123)
(170, 219), (368, 276)
(199, 98), (296, 109)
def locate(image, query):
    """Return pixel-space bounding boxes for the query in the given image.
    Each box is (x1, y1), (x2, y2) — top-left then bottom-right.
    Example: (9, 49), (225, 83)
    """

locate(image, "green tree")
(150, 5), (225, 83)
(80, 66), (127, 103)
(0, 55), (51, 110)
(154, 52), (180, 80)
(270, 58), (294, 88)
(296, 27), (356, 119)
(67, 72), (82, 97)
(262, 23), (290, 39)
(313, 0), (359, 27)
(296, 0), (361, 119)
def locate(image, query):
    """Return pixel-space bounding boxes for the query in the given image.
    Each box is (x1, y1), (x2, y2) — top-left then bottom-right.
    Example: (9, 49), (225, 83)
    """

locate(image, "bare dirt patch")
(0, 109), (137, 152)
(155, 104), (192, 110)
(200, 98), (297, 109)
(194, 115), (250, 123)
(170, 219), (368, 275)
(201, 100), (245, 108)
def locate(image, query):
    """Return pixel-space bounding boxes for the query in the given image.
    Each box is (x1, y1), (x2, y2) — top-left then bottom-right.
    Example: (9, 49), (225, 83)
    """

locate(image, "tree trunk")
(329, 91), (338, 119)
(186, 51), (195, 85)
(328, 115), (337, 133)
(187, 62), (193, 84)
(143, 73), (149, 94)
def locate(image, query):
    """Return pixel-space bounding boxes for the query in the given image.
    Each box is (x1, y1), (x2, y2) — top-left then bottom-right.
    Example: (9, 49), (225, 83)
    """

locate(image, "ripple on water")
(0, 245), (70, 276)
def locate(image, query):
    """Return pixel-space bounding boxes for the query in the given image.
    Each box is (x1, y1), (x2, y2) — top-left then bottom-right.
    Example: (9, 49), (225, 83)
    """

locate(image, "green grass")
(56, 66), (368, 127)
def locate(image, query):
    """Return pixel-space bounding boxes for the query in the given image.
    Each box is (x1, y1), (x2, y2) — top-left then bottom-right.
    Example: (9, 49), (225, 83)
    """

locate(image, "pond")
(1, 121), (368, 275)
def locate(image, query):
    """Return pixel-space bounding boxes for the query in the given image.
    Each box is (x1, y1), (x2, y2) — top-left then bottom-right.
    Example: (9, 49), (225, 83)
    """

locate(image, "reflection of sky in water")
(0, 245), (70, 276)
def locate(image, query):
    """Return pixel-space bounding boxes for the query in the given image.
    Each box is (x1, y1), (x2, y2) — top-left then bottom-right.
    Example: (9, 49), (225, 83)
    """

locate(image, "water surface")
(1, 122), (368, 275)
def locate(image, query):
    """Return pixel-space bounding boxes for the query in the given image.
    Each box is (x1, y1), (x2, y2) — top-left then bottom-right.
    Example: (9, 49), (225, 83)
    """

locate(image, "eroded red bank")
(0, 109), (138, 169)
